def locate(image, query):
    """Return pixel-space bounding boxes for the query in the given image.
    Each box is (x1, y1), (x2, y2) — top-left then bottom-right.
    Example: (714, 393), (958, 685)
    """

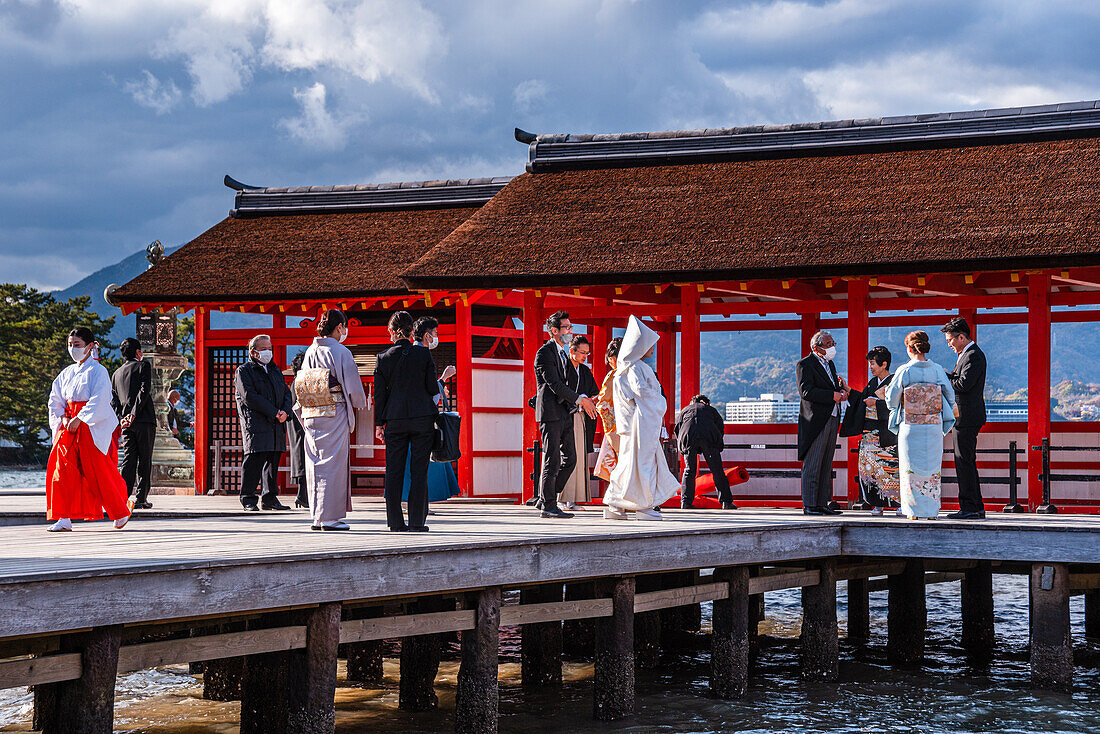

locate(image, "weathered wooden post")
(455, 587), (502, 734)
(847, 578), (870, 643)
(34, 626), (121, 734)
(1084, 588), (1100, 642)
(961, 561), (995, 666)
(634, 574), (662, 670)
(594, 576), (635, 721)
(563, 581), (597, 657)
(748, 567), (763, 662)
(241, 603), (342, 734)
(711, 566), (749, 698)
(343, 607), (384, 686)
(800, 559), (838, 681)
(1030, 563), (1072, 691)
(521, 583), (563, 686)
(887, 559), (926, 667)
(200, 622), (245, 701)
(399, 597), (446, 711)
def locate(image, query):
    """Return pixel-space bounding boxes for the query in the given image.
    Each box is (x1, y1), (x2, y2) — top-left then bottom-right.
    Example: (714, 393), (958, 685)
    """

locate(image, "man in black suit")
(234, 334), (293, 511)
(796, 330), (848, 516)
(112, 337), (156, 509)
(374, 311), (440, 532)
(533, 311), (598, 519)
(941, 317), (988, 519)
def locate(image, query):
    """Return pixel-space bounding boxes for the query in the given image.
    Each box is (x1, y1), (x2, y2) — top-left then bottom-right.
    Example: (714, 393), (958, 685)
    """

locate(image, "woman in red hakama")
(45, 328), (132, 532)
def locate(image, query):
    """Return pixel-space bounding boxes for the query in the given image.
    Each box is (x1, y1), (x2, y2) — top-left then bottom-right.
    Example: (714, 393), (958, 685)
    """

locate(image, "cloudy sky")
(2, 0), (1099, 290)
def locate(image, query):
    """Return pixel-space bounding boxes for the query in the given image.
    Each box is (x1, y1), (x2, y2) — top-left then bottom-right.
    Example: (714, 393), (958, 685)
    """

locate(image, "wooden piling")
(634, 575), (662, 669)
(200, 621), (245, 701)
(711, 566), (749, 699)
(799, 559), (838, 681)
(594, 576), (635, 721)
(399, 598), (445, 711)
(961, 561), (995, 666)
(34, 625), (121, 734)
(1030, 562), (1073, 691)
(343, 607), (384, 686)
(846, 578), (870, 642)
(562, 581), (597, 657)
(1084, 589), (1100, 642)
(521, 583), (563, 686)
(455, 587), (502, 734)
(240, 603), (342, 734)
(887, 559), (926, 667)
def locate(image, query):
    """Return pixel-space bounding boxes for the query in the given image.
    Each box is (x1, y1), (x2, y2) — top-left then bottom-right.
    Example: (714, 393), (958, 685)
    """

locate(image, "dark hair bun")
(905, 330), (931, 355)
(317, 309), (346, 337)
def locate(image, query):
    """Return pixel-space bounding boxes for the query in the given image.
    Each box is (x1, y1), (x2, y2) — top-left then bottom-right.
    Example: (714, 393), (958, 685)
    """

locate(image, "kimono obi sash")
(64, 400), (88, 419)
(902, 383), (941, 425)
(295, 368), (341, 419)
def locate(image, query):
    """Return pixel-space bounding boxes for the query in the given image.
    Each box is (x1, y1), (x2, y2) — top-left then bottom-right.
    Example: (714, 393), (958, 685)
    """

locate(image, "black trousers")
(801, 415), (839, 509)
(953, 426), (984, 513)
(119, 422), (155, 503)
(384, 416), (436, 530)
(240, 451), (281, 507)
(681, 446), (732, 506)
(538, 418), (576, 509)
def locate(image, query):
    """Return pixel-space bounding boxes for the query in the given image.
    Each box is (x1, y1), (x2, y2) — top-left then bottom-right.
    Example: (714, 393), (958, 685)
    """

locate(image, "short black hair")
(388, 311), (414, 339)
(605, 337), (622, 367)
(941, 316), (971, 338)
(119, 337), (141, 360)
(291, 350), (305, 374)
(413, 316), (439, 343)
(69, 327), (95, 347)
(569, 335), (590, 351)
(865, 345), (891, 369)
(317, 309), (347, 337)
(691, 394), (710, 405)
(545, 310), (570, 330)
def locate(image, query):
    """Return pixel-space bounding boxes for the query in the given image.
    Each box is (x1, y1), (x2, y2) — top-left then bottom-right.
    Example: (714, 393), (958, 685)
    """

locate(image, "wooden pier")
(2, 505), (1099, 733)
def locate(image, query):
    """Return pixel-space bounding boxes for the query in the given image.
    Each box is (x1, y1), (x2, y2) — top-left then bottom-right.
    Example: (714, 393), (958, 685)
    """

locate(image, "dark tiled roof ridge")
(521, 99), (1100, 144)
(233, 175), (514, 194)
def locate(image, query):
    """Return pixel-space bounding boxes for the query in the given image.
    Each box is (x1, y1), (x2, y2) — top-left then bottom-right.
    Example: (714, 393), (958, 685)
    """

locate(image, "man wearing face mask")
(234, 334), (293, 511)
(111, 337), (156, 509)
(796, 330), (849, 516)
(533, 311), (598, 518)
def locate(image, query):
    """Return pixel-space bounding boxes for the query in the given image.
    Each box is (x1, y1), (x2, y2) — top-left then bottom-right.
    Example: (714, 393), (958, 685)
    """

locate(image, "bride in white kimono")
(602, 316), (680, 520)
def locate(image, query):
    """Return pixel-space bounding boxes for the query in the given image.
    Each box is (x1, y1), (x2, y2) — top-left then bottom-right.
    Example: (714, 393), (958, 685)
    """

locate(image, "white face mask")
(425, 333), (439, 350)
(256, 349), (273, 365)
(337, 327), (348, 343)
(68, 345), (88, 363)
(822, 345), (837, 361)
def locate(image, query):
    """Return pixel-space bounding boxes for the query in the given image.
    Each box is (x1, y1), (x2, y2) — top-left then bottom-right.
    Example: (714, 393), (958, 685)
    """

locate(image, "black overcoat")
(234, 358), (293, 455)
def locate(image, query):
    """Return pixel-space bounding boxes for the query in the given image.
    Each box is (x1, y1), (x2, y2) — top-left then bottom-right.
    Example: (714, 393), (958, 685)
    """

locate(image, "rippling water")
(0, 469), (43, 490)
(2, 575), (1098, 733)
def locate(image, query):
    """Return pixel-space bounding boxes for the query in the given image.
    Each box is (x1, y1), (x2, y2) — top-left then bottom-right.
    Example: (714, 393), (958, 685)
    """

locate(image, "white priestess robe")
(47, 358), (119, 455)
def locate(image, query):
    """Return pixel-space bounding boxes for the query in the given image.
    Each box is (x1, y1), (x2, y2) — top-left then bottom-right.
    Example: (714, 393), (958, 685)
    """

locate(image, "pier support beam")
(847, 579), (870, 643)
(594, 576), (635, 721)
(521, 583), (563, 686)
(887, 559), (926, 668)
(634, 575), (662, 670)
(241, 603), (341, 734)
(711, 566), (749, 699)
(1030, 563), (1073, 691)
(800, 559), (838, 681)
(201, 622), (245, 701)
(456, 587), (502, 734)
(1084, 589), (1100, 642)
(34, 625), (121, 734)
(343, 607), (384, 687)
(399, 598), (445, 711)
(961, 561), (995, 666)
(563, 582), (597, 657)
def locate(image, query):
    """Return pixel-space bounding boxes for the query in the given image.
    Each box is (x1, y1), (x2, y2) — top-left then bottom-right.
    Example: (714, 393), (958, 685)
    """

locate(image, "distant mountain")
(54, 246), (180, 345)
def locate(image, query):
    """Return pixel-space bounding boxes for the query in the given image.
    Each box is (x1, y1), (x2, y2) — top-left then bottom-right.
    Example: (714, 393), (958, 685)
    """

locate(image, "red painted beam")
(455, 300), (474, 497)
(846, 279), (870, 507)
(680, 286), (700, 408)
(1027, 273), (1052, 511)
(521, 290), (541, 503)
(194, 309), (210, 495)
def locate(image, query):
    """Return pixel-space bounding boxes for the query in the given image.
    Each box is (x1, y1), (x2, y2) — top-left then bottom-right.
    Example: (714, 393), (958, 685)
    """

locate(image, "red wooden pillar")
(1027, 274), (1052, 511)
(194, 308), (210, 495)
(456, 298), (474, 496)
(521, 290), (542, 503)
(272, 313), (288, 494)
(959, 308), (977, 341)
(656, 316), (676, 419)
(800, 313), (819, 357)
(846, 279), (870, 508)
(590, 318), (609, 385)
(680, 286), (701, 408)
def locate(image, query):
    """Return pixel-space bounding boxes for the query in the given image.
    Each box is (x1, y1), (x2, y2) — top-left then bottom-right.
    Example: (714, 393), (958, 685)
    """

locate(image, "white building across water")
(725, 394), (799, 424)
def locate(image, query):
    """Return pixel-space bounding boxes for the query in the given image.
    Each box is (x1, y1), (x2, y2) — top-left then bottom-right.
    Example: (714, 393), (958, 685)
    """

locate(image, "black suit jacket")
(796, 353), (843, 460)
(577, 362), (599, 450)
(111, 359), (155, 425)
(234, 359), (293, 454)
(534, 340), (580, 423)
(674, 401), (726, 454)
(373, 339), (439, 427)
(839, 374), (897, 448)
(948, 343), (987, 429)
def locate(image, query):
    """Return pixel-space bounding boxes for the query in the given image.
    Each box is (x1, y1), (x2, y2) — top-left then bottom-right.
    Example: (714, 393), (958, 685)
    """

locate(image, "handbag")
(432, 411), (461, 463)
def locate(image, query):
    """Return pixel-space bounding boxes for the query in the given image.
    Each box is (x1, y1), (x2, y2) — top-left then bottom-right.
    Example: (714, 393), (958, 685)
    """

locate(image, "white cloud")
(122, 70), (182, 113)
(279, 82), (348, 150)
(513, 79), (549, 113)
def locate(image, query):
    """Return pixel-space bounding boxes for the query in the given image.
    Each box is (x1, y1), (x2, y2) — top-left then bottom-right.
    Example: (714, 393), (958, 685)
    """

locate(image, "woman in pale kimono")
(45, 327), (132, 532)
(602, 317), (680, 520)
(293, 310), (368, 531)
(885, 331), (956, 520)
(594, 338), (622, 483)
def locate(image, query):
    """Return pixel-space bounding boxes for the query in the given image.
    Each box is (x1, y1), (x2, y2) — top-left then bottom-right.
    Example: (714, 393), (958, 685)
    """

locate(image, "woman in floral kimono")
(840, 345), (900, 516)
(885, 331), (956, 520)
(594, 338), (622, 482)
